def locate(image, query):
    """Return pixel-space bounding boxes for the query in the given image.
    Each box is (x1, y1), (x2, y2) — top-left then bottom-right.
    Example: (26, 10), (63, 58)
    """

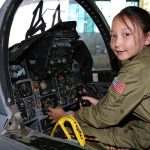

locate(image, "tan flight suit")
(75, 47), (150, 150)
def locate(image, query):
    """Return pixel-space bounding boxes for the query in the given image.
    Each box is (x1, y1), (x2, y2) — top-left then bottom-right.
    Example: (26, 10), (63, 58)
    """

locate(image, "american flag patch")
(112, 78), (126, 94)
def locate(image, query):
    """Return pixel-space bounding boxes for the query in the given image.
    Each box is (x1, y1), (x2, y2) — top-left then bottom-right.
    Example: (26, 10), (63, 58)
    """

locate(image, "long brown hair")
(115, 6), (150, 35)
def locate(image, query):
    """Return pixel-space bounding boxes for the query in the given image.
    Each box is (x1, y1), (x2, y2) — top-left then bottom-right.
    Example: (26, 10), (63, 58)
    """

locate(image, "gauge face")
(57, 74), (66, 87)
(41, 94), (58, 115)
(18, 81), (33, 98)
(44, 98), (55, 109)
(57, 97), (67, 107)
(25, 97), (35, 108)
(27, 109), (36, 120)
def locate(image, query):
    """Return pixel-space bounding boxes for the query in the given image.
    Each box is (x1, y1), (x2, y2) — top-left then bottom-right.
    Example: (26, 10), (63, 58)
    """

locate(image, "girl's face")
(110, 16), (147, 61)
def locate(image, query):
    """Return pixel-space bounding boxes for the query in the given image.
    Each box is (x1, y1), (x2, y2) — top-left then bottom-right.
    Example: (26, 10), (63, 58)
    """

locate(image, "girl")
(49, 6), (150, 149)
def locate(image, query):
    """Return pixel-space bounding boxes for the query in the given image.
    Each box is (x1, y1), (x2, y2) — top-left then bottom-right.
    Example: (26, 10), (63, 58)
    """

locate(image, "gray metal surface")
(0, 135), (36, 150)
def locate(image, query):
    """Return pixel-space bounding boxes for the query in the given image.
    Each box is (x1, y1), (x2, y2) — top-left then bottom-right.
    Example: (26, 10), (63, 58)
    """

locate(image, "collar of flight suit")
(121, 46), (150, 66)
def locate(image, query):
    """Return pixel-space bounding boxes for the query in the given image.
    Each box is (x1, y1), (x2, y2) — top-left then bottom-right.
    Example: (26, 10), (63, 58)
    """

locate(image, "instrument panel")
(9, 21), (93, 134)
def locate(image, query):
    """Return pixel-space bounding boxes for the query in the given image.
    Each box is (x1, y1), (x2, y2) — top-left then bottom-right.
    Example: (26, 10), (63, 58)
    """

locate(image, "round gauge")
(25, 97), (35, 108)
(27, 109), (35, 120)
(59, 87), (67, 96)
(58, 97), (67, 107)
(44, 98), (55, 109)
(41, 96), (57, 115)
(18, 82), (32, 98)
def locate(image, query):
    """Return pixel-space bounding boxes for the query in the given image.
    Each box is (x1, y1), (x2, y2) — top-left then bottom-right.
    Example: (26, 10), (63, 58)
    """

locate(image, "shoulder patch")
(112, 78), (126, 94)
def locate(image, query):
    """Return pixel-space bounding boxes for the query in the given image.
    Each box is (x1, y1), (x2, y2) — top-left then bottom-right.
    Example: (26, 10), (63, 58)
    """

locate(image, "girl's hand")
(48, 107), (67, 123)
(81, 96), (99, 105)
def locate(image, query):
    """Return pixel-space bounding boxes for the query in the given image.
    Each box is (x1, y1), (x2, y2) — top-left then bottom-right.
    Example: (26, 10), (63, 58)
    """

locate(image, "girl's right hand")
(48, 107), (67, 123)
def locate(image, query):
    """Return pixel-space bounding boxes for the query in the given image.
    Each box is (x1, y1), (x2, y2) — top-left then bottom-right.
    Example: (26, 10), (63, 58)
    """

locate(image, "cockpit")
(0, 0), (122, 149)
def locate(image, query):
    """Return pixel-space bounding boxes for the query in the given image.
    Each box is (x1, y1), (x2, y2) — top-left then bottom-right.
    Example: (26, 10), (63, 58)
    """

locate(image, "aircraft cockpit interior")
(0, 0), (121, 149)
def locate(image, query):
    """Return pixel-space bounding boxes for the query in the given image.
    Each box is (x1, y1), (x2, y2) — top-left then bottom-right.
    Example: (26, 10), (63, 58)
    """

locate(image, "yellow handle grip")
(51, 116), (85, 147)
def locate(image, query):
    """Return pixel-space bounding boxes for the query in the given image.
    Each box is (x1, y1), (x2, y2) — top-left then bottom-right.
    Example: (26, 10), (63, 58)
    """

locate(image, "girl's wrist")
(67, 111), (74, 117)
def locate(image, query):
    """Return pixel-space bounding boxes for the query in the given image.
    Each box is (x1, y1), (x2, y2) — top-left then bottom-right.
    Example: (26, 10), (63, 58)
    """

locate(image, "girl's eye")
(110, 34), (116, 38)
(123, 33), (130, 37)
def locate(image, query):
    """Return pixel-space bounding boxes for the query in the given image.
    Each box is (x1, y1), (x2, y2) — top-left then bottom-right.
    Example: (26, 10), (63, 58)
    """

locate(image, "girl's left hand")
(82, 96), (99, 105)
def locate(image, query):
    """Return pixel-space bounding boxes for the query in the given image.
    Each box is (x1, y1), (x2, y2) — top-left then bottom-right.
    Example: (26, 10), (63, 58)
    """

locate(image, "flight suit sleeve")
(74, 70), (146, 128)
